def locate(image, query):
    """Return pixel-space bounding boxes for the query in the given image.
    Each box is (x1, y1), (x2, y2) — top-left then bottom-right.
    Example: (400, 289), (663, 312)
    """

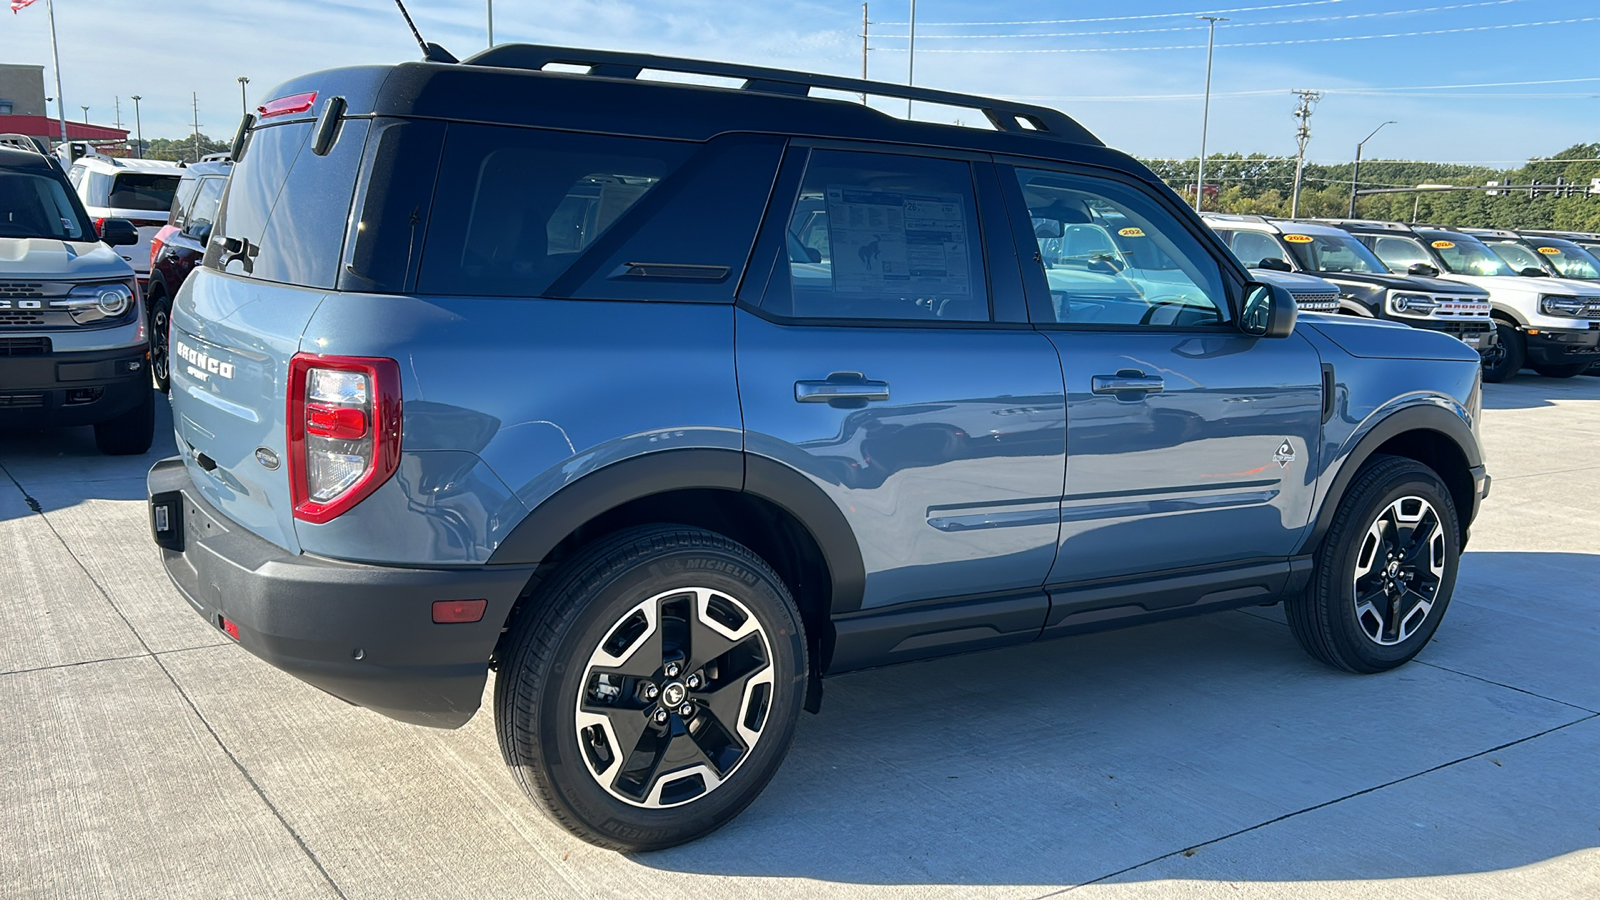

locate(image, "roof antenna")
(393, 0), (458, 63)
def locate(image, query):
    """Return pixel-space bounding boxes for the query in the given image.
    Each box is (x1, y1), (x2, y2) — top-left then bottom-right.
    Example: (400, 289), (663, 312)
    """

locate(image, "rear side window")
(109, 173), (179, 212)
(759, 149), (989, 323)
(206, 116), (369, 288)
(418, 126), (691, 298)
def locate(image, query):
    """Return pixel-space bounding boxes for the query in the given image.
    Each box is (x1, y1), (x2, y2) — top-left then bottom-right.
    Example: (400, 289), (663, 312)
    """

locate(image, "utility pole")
(1348, 120), (1396, 217)
(1194, 16), (1227, 211)
(237, 76), (250, 116)
(861, 3), (869, 105)
(1289, 88), (1322, 218)
(114, 96), (122, 130)
(130, 95), (143, 158)
(906, 0), (916, 118)
(191, 92), (202, 162)
(487, 0), (494, 46)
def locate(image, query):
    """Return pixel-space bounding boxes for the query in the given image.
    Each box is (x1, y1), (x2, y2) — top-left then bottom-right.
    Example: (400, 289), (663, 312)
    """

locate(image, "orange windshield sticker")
(1118, 227), (1145, 237)
(1283, 234), (1314, 243)
(1431, 240), (1455, 249)
(1538, 246), (1562, 254)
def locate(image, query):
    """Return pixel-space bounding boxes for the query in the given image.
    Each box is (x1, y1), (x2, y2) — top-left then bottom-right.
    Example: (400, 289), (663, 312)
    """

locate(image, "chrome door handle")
(1091, 371), (1164, 396)
(795, 375), (890, 404)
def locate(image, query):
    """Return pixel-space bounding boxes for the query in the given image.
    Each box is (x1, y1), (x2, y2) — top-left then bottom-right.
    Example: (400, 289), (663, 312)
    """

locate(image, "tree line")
(1142, 142), (1600, 232)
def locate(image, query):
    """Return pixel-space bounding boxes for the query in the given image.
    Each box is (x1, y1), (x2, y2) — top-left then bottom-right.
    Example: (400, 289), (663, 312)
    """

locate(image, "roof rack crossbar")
(459, 44), (1097, 144)
(0, 133), (48, 156)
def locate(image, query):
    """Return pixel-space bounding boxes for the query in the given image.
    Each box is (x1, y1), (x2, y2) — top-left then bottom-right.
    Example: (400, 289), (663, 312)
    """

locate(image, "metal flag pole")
(46, 0), (67, 144)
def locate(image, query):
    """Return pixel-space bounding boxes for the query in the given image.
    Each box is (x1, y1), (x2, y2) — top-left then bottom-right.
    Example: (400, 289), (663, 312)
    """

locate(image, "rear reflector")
(305, 402), (368, 440)
(258, 91), (317, 119)
(219, 616), (241, 641)
(432, 600), (488, 624)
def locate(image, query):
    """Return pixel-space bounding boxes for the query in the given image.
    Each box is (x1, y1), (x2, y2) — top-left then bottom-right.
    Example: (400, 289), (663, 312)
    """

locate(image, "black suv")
(146, 156), (230, 391)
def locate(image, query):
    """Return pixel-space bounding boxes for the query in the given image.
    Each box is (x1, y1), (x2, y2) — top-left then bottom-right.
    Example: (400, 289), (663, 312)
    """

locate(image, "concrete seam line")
(1040, 712), (1600, 897)
(3, 462), (351, 900)
(1414, 659), (1600, 716)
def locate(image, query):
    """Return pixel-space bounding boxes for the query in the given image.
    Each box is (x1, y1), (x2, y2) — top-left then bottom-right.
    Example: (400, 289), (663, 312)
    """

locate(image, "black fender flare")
(486, 448), (867, 614)
(1301, 403), (1482, 554)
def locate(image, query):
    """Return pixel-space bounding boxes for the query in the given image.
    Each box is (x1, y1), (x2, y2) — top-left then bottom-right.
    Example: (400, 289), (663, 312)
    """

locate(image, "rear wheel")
(1479, 321), (1523, 383)
(148, 293), (171, 392)
(1531, 362), (1590, 379)
(495, 525), (807, 851)
(93, 388), (155, 456)
(1287, 455), (1460, 674)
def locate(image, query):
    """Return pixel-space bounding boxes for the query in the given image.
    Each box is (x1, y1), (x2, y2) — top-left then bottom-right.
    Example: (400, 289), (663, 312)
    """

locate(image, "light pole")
(237, 76), (250, 116)
(906, 0), (916, 117)
(1348, 120), (1396, 217)
(1194, 16), (1227, 211)
(130, 95), (143, 158)
(487, 0), (494, 46)
(80, 105), (89, 124)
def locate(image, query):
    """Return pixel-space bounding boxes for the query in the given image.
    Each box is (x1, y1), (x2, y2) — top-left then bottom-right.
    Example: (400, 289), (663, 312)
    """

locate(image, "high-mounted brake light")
(257, 91), (318, 119)
(287, 354), (401, 524)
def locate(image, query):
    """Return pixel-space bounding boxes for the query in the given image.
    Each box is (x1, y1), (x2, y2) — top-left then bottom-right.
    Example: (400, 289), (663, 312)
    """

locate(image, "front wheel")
(1287, 455), (1460, 674)
(1479, 321), (1523, 383)
(148, 294), (171, 392)
(1531, 362), (1590, 379)
(495, 525), (807, 851)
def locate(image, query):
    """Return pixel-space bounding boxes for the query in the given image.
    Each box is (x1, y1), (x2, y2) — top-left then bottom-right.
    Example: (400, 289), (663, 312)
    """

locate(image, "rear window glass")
(417, 126), (691, 297)
(109, 173), (179, 212)
(206, 117), (368, 288)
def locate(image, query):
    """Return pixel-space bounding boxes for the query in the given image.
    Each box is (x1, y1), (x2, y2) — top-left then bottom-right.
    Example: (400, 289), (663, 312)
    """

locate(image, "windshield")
(108, 172), (180, 212)
(1484, 240), (1555, 275)
(1279, 230), (1388, 274)
(1528, 239), (1600, 279)
(1416, 231), (1517, 277)
(0, 170), (95, 240)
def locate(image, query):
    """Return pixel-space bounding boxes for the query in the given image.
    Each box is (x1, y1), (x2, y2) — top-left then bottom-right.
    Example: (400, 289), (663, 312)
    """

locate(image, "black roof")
(0, 144), (58, 172)
(256, 44), (1160, 184)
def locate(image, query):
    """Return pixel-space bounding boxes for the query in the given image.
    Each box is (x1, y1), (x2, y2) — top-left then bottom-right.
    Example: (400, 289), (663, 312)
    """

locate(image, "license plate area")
(149, 490), (185, 552)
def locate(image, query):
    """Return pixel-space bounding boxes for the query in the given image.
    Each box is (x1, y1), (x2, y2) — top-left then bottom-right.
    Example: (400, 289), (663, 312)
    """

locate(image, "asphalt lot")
(2, 375), (1598, 900)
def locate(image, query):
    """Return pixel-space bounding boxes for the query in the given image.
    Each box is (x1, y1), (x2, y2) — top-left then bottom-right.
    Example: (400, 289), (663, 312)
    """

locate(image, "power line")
(873, 14), (1600, 53)
(998, 76), (1600, 103)
(877, 0), (1540, 40)
(874, 0), (1344, 27)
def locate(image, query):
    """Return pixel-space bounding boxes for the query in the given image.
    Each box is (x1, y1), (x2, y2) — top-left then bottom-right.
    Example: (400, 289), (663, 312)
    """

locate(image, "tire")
(93, 388), (155, 456)
(148, 293), (171, 393)
(1479, 321), (1523, 384)
(1287, 455), (1460, 674)
(495, 525), (807, 851)
(1531, 362), (1590, 379)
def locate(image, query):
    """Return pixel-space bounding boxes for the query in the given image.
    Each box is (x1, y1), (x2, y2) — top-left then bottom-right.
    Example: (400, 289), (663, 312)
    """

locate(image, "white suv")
(66, 153), (183, 289)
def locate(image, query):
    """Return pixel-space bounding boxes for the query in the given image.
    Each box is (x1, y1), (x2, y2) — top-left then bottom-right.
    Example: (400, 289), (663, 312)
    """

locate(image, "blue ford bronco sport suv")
(147, 46), (1490, 851)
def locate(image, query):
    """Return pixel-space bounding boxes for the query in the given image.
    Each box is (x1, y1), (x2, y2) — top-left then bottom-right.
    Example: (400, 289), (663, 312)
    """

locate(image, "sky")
(4, 0), (1596, 174)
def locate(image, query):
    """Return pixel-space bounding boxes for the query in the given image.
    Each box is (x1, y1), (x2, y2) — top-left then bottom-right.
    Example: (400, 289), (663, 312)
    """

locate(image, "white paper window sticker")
(824, 187), (970, 296)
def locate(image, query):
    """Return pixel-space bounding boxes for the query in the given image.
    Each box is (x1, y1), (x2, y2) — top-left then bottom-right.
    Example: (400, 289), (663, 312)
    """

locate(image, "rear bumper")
(0, 344), (150, 427)
(147, 457), (537, 728)
(1523, 326), (1600, 366)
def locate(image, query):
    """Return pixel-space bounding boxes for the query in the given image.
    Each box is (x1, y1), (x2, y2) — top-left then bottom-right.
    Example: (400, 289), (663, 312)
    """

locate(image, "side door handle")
(1091, 370), (1165, 399)
(795, 373), (890, 406)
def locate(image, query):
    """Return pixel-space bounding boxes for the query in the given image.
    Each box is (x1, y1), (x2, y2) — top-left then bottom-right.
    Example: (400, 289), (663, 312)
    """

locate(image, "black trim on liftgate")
(0, 344), (149, 427)
(148, 457), (538, 728)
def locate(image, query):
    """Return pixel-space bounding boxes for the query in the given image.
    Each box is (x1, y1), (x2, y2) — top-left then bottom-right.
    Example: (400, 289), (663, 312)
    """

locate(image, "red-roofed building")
(0, 114), (129, 144)
(0, 64), (129, 150)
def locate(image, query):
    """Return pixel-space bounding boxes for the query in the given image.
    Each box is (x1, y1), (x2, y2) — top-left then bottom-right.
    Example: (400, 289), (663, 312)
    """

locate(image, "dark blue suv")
(147, 45), (1490, 850)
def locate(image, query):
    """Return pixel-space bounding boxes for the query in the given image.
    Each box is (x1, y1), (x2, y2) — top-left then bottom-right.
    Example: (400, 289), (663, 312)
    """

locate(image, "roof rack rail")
(1199, 212), (1269, 223)
(460, 44), (1100, 145)
(0, 133), (47, 155)
(199, 152), (233, 163)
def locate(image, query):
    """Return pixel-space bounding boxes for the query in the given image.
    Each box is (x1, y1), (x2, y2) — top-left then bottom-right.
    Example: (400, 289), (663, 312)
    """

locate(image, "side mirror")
(188, 221), (213, 246)
(1407, 262), (1440, 277)
(1240, 282), (1297, 338)
(1519, 267), (1549, 278)
(99, 218), (138, 247)
(1257, 256), (1293, 272)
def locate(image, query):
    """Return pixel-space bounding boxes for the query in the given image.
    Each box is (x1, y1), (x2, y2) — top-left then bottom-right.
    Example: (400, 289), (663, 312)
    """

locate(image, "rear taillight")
(150, 225), (177, 266)
(93, 217), (106, 237)
(287, 354), (401, 524)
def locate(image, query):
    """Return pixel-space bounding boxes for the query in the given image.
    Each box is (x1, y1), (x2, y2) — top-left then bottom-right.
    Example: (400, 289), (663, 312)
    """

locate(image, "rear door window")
(169, 178), (201, 230)
(417, 126), (691, 298)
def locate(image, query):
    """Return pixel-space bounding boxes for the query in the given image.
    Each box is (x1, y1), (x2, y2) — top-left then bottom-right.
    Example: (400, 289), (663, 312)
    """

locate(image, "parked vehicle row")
(1199, 213), (1600, 381)
(144, 45), (1491, 852)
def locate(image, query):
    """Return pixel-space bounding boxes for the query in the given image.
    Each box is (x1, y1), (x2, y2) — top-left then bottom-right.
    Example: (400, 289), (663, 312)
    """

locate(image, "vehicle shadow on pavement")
(0, 390), (174, 519)
(1482, 373), (1599, 409)
(626, 553), (1598, 888)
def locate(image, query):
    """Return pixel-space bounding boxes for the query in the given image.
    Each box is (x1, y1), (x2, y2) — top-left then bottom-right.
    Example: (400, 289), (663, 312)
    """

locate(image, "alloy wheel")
(575, 587), (774, 808)
(1352, 495), (1446, 646)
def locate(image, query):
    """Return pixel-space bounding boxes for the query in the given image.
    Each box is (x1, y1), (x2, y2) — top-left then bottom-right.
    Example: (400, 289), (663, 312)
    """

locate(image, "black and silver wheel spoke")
(575, 586), (773, 809)
(1352, 495), (1446, 646)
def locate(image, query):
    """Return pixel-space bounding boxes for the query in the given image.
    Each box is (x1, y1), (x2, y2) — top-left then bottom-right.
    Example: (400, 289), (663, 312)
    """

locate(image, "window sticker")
(1431, 240), (1455, 249)
(1283, 234), (1314, 243)
(1538, 246), (1562, 255)
(824, 187), (970, 295)
(1118, 227), (1145, 237)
